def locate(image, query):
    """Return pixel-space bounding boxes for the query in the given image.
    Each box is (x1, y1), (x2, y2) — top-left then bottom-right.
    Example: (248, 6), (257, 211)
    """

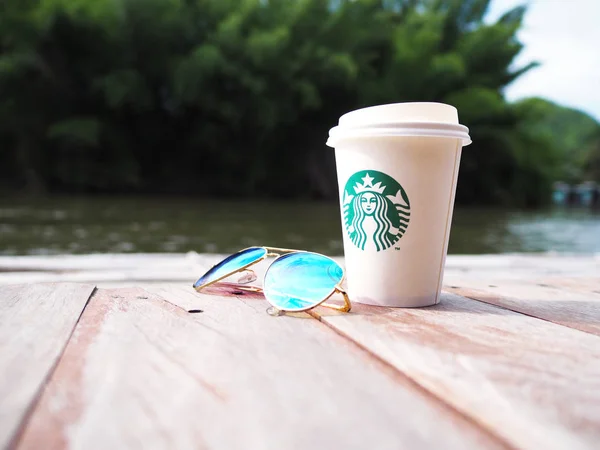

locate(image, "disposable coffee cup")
(326, 102), (471, 307)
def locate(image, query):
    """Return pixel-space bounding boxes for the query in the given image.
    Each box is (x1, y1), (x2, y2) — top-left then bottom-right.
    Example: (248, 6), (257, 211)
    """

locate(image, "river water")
(1, 197), (599, 255)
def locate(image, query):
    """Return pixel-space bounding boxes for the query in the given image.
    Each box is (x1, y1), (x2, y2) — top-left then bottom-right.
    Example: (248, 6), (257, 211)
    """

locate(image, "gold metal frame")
(193, 246), (351, 315)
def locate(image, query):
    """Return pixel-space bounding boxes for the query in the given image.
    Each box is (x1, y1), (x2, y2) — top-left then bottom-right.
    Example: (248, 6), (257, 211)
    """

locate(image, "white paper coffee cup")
(327, 102), (471, 307)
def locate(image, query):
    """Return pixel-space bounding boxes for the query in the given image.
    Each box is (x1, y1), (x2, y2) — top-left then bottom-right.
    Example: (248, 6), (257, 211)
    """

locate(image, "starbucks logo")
(343, 170), (410, 252)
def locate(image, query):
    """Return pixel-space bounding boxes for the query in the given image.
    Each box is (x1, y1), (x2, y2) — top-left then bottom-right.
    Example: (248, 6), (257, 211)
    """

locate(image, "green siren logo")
(343, 170), (410, 252)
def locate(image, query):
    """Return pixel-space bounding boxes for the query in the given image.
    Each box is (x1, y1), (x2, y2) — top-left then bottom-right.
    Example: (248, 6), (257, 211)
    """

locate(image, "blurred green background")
(1, 0), (599, 254)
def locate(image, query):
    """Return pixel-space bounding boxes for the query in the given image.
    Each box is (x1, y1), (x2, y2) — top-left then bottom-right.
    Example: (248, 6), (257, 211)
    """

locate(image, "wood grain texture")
(311, 292), (600, 450)
(0, 253), (206, 286)
(446, 280), (600, 337)
(537, 277), (600, 297)
(443, 254), (600, 281)
(2, 253), (598, 287)
(18, 285), (506, 450)
(0, 283), (95, 449)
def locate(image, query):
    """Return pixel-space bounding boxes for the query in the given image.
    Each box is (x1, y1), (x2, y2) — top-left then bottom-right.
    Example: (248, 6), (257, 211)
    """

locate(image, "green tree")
(515, 98), (599, 183)
(583, 130), (600, 182)
(0, 0), (582, 206)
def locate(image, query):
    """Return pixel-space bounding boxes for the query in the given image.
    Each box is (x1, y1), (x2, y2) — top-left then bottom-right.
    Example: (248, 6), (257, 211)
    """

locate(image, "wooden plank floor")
(0, 284), (95, 449)
(1, 254), (599, 450)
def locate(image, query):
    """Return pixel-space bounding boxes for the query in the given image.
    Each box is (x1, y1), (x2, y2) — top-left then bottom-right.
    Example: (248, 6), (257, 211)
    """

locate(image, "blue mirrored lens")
(263, 252), (343, 311)
(193, 247), (267, 288)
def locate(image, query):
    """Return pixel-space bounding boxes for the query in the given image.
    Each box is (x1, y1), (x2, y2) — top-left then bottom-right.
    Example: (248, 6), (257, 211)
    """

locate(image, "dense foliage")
(0, 0), (597, 205)
(515, 98), (600, 184)
(583, 131), (600, 182)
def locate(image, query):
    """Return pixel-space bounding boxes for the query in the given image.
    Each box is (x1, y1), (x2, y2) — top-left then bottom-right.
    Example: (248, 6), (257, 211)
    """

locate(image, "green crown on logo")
(352, 173), (386, 194)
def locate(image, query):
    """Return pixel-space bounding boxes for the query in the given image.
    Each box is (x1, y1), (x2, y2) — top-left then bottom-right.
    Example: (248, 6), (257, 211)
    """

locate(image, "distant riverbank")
(1, 197), (599, 255)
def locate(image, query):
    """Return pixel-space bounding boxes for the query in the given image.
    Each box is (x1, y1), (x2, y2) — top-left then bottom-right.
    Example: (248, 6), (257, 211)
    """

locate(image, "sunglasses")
(193, 247), (351, 316)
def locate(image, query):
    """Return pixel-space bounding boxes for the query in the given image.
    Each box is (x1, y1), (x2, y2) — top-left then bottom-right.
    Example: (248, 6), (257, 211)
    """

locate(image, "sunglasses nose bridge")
(237, 269), (257, 284)
(266, 306), (285, 316)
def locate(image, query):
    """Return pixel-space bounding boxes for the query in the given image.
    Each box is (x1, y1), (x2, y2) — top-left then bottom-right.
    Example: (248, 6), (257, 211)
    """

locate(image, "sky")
(486, 0), (600, 121)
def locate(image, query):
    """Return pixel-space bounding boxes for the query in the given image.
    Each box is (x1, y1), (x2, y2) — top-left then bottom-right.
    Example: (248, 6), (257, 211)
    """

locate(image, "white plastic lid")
(327, 102), (471, 147)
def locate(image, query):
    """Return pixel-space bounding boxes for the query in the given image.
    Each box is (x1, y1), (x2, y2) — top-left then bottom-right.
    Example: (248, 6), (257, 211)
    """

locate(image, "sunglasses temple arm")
(319, 286), (352, 313)
(263, 246), (303, 256)
(194, 267), (263, 293)
(232, 284), (264, 293)
(195, 282), (264, 293)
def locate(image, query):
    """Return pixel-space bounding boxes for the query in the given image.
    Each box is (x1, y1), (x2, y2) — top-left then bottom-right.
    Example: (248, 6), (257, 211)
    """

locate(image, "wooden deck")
(1, 253), (599, 450)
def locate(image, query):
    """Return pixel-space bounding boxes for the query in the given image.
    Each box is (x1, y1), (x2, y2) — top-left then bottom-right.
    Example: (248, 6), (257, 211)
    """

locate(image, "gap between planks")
(305, 307), (517, 450)
(309, 293), (600, 450)
(154, 282), (600, 450)
(0, 283), (96, 450)
(16, 285), (510, 450)
(445, 280), (600, 337)
(162, 288), (515, 449)
(8, 293), (94, 450)
(13, 281), (600, 450)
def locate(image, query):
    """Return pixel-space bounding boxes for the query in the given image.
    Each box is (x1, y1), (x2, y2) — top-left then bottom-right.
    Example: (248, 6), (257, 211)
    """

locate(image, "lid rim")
(327, 121), (471, 147)
(332, 121), (469, 131)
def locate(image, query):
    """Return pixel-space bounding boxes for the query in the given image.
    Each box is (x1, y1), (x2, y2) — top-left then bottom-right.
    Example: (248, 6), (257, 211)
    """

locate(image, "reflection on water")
(449, 208), (600, 254)
(0, 197), (599, 255)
